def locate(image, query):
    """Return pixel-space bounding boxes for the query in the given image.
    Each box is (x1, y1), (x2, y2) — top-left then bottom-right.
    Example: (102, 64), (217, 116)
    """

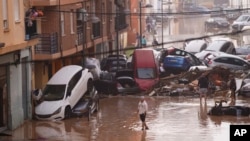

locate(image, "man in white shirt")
(137, 96), (149, 130)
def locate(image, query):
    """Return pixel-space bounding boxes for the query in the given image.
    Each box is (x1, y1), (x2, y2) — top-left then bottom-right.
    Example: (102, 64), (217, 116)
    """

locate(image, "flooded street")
(1, 95), (250, 141)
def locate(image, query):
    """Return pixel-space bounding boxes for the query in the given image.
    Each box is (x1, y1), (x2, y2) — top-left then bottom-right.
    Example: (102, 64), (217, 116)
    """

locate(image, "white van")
(35, 65), (94, 120)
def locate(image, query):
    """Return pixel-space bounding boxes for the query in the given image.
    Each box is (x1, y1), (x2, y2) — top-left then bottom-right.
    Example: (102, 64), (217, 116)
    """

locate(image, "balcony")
(35, 33), (59, 54)
(30, 0), (84, 6)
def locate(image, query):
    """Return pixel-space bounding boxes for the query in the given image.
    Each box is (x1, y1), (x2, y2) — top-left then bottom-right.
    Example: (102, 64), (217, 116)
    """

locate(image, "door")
(0, 66), (8, 131)
(22, 57), (29, 119)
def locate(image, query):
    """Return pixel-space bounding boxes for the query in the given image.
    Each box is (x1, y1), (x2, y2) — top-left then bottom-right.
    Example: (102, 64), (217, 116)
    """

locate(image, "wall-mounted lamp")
(0, 42), (5, 48)
(13, 52), (20, 66)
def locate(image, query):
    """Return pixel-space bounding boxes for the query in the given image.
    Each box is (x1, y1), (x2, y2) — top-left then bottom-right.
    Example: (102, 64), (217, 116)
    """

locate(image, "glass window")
(137, 68), (156, 79)
(2, 0), (8, 29)
(43, 85), (66, 101)
(232, 58), (244, 66)
(214, 57), (229, 63)
(67, 70), (82, 93)
(220, 43), (229, 52)
(13, 0), (20, 21)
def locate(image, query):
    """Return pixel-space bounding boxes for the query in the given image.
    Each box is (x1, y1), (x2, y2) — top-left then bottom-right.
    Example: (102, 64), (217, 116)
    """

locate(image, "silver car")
(205, 53), (250, 70)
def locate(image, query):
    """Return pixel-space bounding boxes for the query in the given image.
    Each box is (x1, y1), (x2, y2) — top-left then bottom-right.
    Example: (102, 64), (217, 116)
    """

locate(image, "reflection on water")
(1, 96), (250, 141)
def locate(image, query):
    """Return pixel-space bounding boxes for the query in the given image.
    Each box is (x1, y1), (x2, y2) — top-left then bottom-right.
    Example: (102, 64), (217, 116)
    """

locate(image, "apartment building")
(0, 0), (130, 131)
(0, 0), (38, 131)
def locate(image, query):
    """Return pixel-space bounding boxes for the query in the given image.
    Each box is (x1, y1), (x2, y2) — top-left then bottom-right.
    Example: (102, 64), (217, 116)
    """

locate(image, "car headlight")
(53, 107), (62, 115)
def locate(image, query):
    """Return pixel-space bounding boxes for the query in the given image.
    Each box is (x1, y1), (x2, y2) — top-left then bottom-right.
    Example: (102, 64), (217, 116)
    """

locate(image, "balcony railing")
(35, 32), (59, 54)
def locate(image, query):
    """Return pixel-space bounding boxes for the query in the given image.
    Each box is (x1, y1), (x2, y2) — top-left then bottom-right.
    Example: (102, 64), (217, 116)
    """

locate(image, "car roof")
(206, 40), (230, 51)
(47, 65), (83, 85)
(213, 53), (248, 61)
(185, 40), (206, 52)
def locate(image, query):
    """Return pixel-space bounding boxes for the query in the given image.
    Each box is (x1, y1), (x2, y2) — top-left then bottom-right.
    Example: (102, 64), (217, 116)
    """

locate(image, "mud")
(1, 95), (250, 141)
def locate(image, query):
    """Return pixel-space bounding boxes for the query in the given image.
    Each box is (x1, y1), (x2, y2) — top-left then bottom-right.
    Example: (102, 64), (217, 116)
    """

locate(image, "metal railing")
(35, 32), (59, 54)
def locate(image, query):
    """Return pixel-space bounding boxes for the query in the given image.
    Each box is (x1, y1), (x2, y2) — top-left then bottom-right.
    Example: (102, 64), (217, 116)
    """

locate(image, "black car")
(115, 69), (140, 94)
(72, 88), (100, 120)
(205, 17), (230, 30)
(101, 54), (127, 72)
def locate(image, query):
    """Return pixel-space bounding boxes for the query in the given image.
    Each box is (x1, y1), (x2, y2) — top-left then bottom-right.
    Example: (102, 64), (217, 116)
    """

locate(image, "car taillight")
(207, 59), (213, 64)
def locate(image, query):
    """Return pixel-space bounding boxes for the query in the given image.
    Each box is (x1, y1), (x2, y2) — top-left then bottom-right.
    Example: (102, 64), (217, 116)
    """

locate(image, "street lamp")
(139, 1), (153, 48)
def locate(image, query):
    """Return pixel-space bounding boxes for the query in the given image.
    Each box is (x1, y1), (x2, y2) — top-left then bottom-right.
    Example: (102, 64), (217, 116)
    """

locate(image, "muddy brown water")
(1, 95), (250, 141)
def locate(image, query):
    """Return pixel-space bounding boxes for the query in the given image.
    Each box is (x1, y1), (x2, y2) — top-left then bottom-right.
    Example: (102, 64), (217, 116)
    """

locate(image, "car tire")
(64, 106), (72, 119)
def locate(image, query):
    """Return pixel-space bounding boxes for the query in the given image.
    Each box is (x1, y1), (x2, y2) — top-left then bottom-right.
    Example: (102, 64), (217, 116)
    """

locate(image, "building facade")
(0, 0), (130, 131)
(0, 0), (38, 131)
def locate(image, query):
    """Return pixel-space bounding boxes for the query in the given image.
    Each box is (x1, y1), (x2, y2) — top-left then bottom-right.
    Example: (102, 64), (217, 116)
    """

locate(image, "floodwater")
(1, 95), (250, 141)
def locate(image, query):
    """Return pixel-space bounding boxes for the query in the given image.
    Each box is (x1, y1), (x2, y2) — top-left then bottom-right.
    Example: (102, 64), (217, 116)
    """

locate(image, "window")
(220, 42), (230, 52)
(232, 58), (244, 66)
(102, 3), (106, 23)
(214, 57), (229, 63)
(70, 10), (74, 34)
(61, 12), (65, 35)
(86, 6), (90, 27)
(13, 0), (20, 21)
(2, 0), (8, 29)
(67, 70), (82, 94)
(137, 68), (156, 79)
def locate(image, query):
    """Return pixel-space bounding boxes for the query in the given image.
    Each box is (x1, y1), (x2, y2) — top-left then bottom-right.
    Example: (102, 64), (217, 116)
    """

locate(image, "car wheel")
(64, 106), (72, 119)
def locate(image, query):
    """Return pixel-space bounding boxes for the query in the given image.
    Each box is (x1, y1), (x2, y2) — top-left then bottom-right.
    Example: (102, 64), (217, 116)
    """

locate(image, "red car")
(132, 49), (159, 91)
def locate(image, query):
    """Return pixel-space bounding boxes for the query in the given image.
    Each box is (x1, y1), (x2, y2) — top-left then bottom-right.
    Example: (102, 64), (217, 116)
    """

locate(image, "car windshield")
(137, 68), (156, 79)
(42, 84), (66, 101)
(236, 15), (249, 22)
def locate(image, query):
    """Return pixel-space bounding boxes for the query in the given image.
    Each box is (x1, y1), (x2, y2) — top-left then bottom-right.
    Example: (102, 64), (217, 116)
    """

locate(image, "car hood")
(35, 100), (64, 115)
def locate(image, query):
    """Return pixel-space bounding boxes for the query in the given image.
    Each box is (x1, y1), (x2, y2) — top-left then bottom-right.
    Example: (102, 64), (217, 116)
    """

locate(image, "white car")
(205, 53), (250, 71)
(232, 14), (250, 31)
(35, 65), (94, 120)
(184, 40), (208, 54)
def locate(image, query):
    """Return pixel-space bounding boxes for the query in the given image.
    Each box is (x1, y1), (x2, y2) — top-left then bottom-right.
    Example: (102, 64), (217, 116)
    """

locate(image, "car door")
(213, 57), (234, 69)
(227, 57), (245, 70)
(231, 58), (250, 70)
(67, 71), (83, 107)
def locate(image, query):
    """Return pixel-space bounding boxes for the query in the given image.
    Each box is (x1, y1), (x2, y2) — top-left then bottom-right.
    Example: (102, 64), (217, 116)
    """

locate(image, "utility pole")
(139, 1), (142, 48)
(161, 0), (164, 49)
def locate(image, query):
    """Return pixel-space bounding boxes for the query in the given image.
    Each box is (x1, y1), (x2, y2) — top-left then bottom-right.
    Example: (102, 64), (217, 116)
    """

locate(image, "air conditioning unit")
(77, 8), (88, 22)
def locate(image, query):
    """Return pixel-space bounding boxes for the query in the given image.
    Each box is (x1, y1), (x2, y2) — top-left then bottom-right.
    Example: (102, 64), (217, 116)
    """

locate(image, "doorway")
(0, 66), (8, 131)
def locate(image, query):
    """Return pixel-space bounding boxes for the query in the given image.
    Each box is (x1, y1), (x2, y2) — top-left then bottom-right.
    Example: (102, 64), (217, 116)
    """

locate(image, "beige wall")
(0, 0), (33, 55)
